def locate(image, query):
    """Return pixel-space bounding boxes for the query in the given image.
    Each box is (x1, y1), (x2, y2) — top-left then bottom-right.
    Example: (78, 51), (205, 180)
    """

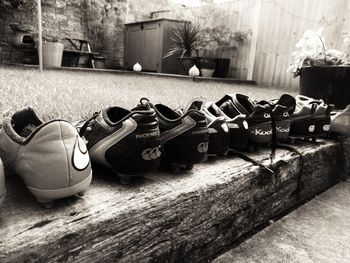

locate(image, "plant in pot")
(39, 26), (65, 68)
(201, 28), (249, 78)
(288, 28), (350, 108)
(41, 37), (64, 67)
(198, 49), (217, 78)
(163, 22), (201, 75)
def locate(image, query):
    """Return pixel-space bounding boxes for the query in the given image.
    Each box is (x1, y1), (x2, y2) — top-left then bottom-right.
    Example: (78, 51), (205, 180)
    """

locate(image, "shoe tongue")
(277, 94), (296, 114)
(234, 94), (255, 114)
(273, 104), (288, 115)
(183, 97), (207, 113)
(253, 104), (270, 114)
(154, 104), (181, 119)
(12, 107), (42, 137)
(103, 106), (131, 124)
(19, 124), (37, 137)
(206, 102), (221, 116)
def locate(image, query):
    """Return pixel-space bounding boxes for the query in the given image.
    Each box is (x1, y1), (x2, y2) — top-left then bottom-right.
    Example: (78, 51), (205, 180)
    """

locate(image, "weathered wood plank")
(0, 140), (349, 263)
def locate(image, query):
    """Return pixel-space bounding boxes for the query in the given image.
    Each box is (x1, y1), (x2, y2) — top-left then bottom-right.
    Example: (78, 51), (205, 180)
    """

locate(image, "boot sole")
(27, 171), (92, 203)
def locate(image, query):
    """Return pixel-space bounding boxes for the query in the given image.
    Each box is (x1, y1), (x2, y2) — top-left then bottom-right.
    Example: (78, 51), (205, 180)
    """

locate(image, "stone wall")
(0, 0), (127, 68)
(86, 0), (127, 68)
(0, 1), (89, 64)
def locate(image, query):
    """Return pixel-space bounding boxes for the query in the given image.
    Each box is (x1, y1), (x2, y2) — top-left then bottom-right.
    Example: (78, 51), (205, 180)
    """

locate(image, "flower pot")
(213, 58), (230, 78)
(62, 51), (78, 67)
(94, 56), (106, 69)
(179, 57), (200, 75)
(299, 65), (350, 109)
(40, 42), (64, 67)
(199, 58), (216, 77)
(200, 68), (215, 77)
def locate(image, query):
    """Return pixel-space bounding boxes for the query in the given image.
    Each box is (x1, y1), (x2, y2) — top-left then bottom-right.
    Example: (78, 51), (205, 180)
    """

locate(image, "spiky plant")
(163, 22), (201, 60)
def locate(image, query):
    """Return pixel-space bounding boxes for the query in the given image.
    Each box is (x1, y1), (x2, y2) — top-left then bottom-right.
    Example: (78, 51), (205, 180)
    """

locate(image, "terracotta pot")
(179, 57), (200, 75)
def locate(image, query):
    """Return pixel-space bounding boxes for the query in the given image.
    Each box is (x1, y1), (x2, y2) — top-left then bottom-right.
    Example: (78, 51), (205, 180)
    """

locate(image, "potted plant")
(199, 28), (249, 78)
(41, 37), (64, 67)
(39, 26), (65, 68)
(198, 50), (216, 77)
(163, 22), (201, 75)
(288, 28), (350, 108)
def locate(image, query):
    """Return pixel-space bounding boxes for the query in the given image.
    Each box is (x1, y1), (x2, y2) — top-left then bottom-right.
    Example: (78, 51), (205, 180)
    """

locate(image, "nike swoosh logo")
(161, 115), (196, 144)
(89, 118), (137, 167)
(72, 135), (90, 171)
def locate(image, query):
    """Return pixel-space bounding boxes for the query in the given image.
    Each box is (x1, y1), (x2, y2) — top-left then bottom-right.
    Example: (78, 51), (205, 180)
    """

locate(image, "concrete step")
(212, 179), (350, 263)
(0, 140), (349, 262)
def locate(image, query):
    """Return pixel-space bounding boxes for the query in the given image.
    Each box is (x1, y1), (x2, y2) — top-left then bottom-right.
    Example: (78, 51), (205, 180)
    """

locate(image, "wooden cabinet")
(125, 19), (186, 74)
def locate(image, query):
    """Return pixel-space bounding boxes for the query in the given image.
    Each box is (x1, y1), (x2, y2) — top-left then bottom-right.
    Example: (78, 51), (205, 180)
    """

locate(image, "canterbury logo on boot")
(142, 146), (161, 161)
(308, 125), (315, 132)
(197, 142), (209, 153)
(323, 124), (330, 131)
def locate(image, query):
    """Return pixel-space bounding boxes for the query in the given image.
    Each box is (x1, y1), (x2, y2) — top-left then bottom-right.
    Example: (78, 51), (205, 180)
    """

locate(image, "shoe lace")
(140, 97), (153, 107)
(269, 106), (277, 163)
(228, 149), (275, 175)
(78, 112), (100, 137)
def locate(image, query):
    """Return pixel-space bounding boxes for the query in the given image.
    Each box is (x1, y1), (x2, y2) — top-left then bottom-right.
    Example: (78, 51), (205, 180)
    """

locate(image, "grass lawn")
(0, 66), (296, 122)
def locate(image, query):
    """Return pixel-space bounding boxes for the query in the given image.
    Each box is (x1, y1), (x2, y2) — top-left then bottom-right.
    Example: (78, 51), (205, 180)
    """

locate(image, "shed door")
(143, 22), (161, 71)
(126, 24), (145, 69)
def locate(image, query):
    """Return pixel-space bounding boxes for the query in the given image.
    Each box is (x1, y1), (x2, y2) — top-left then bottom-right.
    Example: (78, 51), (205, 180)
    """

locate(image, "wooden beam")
(0, 140), (348, 262)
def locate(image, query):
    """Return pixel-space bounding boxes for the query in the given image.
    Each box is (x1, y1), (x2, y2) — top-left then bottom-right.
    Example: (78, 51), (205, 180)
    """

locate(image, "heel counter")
(104, 112), (161, 175)
(16, 121), (70, 190)
(105, 125), (162, 175)
(0, 122), (21, 168)
(165, 122), (209, 164)
(208, 119), (230, 155)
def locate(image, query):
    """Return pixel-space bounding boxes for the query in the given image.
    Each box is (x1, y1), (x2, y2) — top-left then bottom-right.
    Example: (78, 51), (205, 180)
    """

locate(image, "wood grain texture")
(0, 140), (349, 263)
